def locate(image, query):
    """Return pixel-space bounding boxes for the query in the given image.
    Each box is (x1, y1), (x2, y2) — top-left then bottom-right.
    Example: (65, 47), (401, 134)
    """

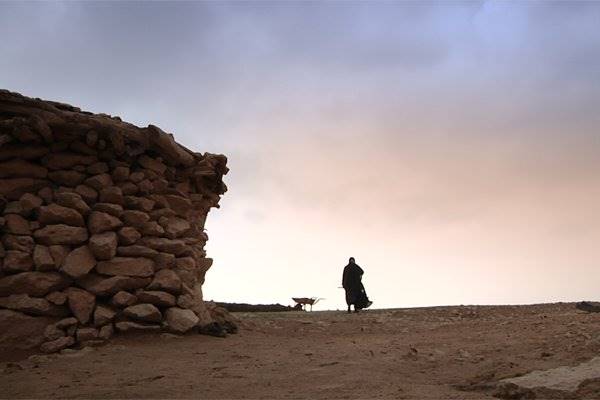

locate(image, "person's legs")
(345, 290), (353, 314)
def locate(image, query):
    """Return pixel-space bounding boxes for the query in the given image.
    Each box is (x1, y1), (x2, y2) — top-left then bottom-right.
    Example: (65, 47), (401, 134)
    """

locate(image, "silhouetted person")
(342, 257), (372, 313)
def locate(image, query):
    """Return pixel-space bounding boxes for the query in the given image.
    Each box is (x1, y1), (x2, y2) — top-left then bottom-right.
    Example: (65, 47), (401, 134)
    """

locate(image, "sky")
(1, 1), (599, 310)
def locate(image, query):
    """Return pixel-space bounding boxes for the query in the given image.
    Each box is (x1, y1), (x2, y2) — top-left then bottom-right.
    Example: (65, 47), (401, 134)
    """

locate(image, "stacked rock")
(0, 90), (233, 353)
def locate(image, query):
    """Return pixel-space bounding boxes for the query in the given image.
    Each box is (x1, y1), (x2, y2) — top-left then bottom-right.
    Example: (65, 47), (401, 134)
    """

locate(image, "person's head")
(349, 257), (355, 264)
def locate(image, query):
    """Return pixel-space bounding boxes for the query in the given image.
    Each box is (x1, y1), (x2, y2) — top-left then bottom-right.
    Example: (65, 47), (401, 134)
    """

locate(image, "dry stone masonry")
(0, 90), (235, 354)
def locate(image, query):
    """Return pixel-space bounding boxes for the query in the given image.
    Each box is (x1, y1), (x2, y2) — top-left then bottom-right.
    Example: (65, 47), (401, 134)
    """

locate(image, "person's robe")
(342, 262), (368, 307)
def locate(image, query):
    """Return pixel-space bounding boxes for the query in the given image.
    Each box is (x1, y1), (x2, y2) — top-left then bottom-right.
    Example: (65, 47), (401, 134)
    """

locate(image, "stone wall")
(0, 90), (233, 353)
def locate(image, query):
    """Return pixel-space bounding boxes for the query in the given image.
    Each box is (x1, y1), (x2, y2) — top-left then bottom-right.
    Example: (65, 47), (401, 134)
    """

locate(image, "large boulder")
(87, 211), (122, 234)
(116, 245), (158, 258)
(93, 203), (123, 217)
(75, 184), (98, 204)
(4, 201), (26, 217)
(33, 245), (55, 271)
(112, 166), (130, 182)
(3, 250), (34, 273)
(98, 187), (124, 205)
(153, 252), (176, 270)
(173, 257), (198, 287)
(114, 321), (161, 333)
(138, 237), (189, 256)
(61, 245), (96, 279)
(138, 155), (166, 174)
(98, 324), (114, 340)
(119, 182), (138, 196)
(38, 204), (85, 227)
(165, 307), (199, 333)
(40, 336), (75, 353)
(163, 194), (193, 217)
(88, 232), (118, 260)
(500, 356), (600, 397)
(77, 274), (151, 296)
(44, 152), (96, 170)
(129, 171), (144, 183)
(87, 162), (109, 175)
(47, 170), (86, 187)
(147, 269), (182, 294)
(48, 245), (70, 269)
(121, 210), (150, 228)
(34, 224), (88, 245)
(123, 303), (162, 323)
(124, 196), (155, 212)
(140, 221), (165, 236)
(45, 291), (67, 305)
(159, 216), (192, 239)
(5, 214), (31, 235)
(0, 159), (48, 179)
(55, 316), (78, 329)
(84, 173), (113, 191)
(44, 323), (65, 341)
(0, 294), (69, 317)
(117, 227), (141, 245)
(93, 304), (117, 326)
(196, 258), (213, 276)
(0, 272), (70, 297)
(0, 144), (49, 161)
(177, 285), (212, 326)
(0, 178), (49, 201)
(110, 291), (137, 308)
(96, 257), (154, 277)
(3, 234), (35, 253)
(54, 192), (90, 216)
(0, 309), (58, 351)
(65, 287), (96, 324)
(136, 290), (176, 307)
(37, 187), (53, 204)
(76, 327), (99, 342)
(19, 193), (43, 214)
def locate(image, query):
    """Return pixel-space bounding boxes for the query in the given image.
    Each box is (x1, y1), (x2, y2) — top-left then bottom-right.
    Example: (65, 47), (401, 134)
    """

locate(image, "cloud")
(2, 1), (599, 306)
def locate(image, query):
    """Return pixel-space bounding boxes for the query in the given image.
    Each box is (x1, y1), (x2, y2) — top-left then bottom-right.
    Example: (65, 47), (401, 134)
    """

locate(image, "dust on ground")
(2, 303), (600, 399)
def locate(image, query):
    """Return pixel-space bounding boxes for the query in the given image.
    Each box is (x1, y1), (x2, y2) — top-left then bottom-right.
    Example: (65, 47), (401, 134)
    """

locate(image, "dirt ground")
(2, 303), (600, 399)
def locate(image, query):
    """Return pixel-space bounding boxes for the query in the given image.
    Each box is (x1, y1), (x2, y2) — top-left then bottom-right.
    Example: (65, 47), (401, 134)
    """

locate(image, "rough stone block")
(54, 192), (90, 216)
(40, 336), (75, 353)
(111, 291), (138, 308)
(77, 274), (151, 296)
(61, 245), (96, 279)
(96, 257), (154, 278)
(123, 303), (162, 323)
(93, 304), (117, 327)
(147, 269), (182, 294)
(3, 250), (34, 273)
(117, 226), (141, 245)
(34, 224), (88, 245)
(38, 204), (85, 227)
(165, 307), (199, 333)
(5, 214), (31, 235)
(0, 294), (68, 317)
(136, 290), (176, 307)
(88, 211), (123, 234)
(65, 287), (96, 324)
(89, 232), (118, 260)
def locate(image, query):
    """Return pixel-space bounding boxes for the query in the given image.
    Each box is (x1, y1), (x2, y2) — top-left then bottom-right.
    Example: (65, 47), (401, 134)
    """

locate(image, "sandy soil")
(2, 303), (600, 399)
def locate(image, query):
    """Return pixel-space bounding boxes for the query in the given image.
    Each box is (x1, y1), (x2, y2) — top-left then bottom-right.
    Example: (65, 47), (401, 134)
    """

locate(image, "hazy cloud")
(1, 1), (599, 307)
